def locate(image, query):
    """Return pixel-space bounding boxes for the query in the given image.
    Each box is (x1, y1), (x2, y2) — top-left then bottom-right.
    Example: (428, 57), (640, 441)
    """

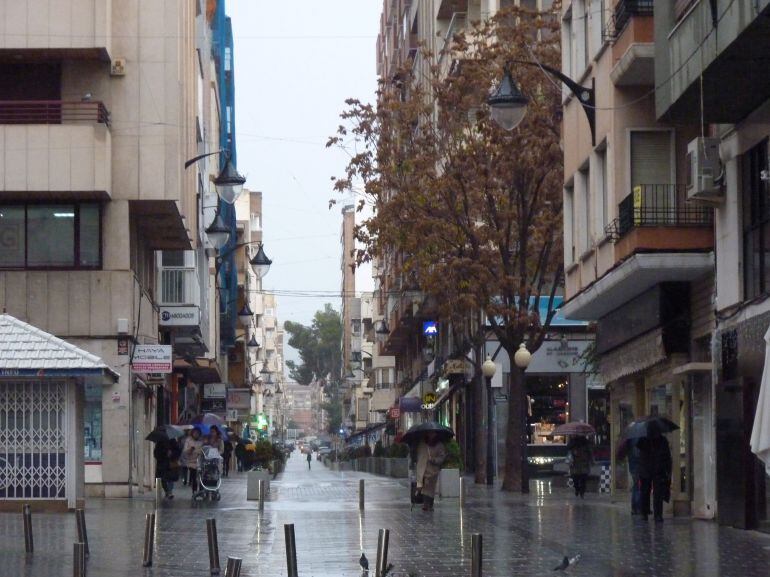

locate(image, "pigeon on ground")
(553, 554), (581, 571)
(359, 552), (369, 571)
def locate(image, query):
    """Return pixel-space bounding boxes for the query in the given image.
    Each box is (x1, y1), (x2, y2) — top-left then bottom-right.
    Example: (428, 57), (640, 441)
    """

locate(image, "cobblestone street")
(2, 452), (770, 577)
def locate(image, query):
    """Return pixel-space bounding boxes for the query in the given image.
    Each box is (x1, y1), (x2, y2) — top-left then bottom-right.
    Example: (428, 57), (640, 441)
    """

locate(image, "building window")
(0, 203), (101, 269)
(595, 146), (609, 233)
(742, 139), (770, 299)
(564, 185), (576, 264)
(578, 166), (591, 252)
(84, 381), (103, 463)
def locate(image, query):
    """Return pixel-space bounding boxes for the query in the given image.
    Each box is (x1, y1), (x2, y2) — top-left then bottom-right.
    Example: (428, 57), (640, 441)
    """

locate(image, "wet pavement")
(1, 451), (770, 576)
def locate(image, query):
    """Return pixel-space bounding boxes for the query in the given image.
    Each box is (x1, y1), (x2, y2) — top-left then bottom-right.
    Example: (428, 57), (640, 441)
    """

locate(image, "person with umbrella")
(566, 435), (593, 498)
(147, 425), (184, 500)
(634, 419), (674, 523)
(404, 422), (452, 512)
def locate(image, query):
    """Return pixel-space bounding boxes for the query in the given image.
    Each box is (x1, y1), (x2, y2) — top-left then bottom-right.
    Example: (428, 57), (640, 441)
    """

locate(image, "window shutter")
(630, 131), (671, 188)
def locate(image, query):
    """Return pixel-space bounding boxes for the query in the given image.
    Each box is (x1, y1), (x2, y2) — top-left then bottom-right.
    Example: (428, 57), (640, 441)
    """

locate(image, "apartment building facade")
(0, 0), (241, 505)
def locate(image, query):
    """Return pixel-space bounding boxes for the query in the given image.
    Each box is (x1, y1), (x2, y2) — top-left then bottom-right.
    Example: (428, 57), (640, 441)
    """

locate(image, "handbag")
(410, 481), (424, 504)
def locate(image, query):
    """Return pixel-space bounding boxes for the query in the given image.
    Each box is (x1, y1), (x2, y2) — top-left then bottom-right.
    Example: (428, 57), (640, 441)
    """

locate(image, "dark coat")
(637, 436), (672, 480)
(154, 439), (181, 482)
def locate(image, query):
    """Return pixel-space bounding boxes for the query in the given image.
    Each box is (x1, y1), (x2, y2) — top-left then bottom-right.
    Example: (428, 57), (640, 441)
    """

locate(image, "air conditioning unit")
(686, 137), (723, 203)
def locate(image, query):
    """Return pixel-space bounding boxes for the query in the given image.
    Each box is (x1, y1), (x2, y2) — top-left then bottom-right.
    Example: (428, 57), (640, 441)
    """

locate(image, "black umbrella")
(146, 424), (186, 443)
(624, 416), (679, 439)
(401, 421), (454, 445)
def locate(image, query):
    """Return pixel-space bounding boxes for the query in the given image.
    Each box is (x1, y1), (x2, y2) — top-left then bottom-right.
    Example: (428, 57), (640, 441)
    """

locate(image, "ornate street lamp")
(487, 69), (529, 131)
(237, 303), (254, 326)
(482, 354), (498, 486)
(204, 210), (231, 250)
(514, 343), (532, 369)
(249, 243), (273, 279)
(184, 149), (246, 204)
(247, 334), (260, 349)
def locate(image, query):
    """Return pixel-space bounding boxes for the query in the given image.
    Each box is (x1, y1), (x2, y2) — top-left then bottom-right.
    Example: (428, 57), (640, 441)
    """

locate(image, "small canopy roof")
(0, 314), (119, 380)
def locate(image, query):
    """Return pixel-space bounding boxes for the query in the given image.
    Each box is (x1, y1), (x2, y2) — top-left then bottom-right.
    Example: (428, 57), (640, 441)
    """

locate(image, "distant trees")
(284, 304), (343, 385)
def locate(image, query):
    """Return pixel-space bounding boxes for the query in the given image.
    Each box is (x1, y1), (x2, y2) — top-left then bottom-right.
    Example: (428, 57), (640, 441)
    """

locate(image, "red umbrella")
(553, 422), (596, 436)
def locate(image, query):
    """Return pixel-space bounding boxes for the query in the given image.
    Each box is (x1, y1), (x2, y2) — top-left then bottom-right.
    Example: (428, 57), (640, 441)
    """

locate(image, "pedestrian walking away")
(182, 427), (204, 494)
(415, 431), (447, 511)
(154, 437), (182, 499)
(616, 436), (642, 514)
(567, 435), (592, 499)
(223, 436), (233, 477)
(637, 423), (672, 523)
(306, 451), (312, 470)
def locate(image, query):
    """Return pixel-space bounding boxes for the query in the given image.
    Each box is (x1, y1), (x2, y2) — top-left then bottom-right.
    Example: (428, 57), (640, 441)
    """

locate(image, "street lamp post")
(513, 343), (532, 493)
(481, 355), (497, 486)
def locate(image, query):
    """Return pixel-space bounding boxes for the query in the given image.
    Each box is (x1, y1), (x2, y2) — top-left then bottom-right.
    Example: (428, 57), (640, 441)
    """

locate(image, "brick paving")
(1, 452), (770, 576)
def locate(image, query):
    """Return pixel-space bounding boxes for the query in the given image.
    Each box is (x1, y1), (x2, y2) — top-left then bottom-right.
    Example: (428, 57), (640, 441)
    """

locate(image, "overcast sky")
(229, 1), (380, 368)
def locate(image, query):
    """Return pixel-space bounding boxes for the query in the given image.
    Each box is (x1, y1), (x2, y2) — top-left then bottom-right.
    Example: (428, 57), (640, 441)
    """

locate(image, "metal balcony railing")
(617, 184), (713, 237)
(605, 0), (653, 42)
(158, 268), (199, 306)
(0, 100), (110, 125)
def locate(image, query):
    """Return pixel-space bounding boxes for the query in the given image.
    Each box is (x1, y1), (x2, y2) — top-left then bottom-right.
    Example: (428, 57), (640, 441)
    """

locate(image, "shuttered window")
(630, 131), (672, 189)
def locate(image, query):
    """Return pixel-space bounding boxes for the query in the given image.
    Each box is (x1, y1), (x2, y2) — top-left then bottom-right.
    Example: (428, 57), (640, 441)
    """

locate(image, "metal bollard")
(155, 477), (163, 510)
(284, 523), (298, 577)
(258, 479), (265, 512)
(471, 533), (482, 577)
(206, 518), (221, 575)
(359, 479), (365, 511)
(375, 528), (390, 577)
(22, 504), (33, 554)
(75, 508), (90, 558)
(73, 542), (86, 577)
(459, 477), (465, 509)
(142, 512), (155, 567)
(225, 557), (243, 577)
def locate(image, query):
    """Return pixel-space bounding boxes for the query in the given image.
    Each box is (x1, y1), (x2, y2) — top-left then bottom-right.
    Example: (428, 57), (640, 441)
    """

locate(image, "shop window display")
(84, 381), (102, 462)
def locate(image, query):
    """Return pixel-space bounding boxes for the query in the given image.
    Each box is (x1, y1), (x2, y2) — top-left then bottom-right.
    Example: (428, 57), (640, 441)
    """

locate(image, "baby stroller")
(193, 446), (223, 501)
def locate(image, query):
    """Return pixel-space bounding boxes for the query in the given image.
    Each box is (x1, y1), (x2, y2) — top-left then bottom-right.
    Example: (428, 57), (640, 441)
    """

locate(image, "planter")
(438, 468), (461, 498)
(246, 469), (271, 500)
(390, 458), (409, 478)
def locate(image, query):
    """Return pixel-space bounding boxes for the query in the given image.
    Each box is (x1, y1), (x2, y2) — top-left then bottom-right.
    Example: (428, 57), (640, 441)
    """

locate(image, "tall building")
(340, 204), (357, 429)
(651, 0), (770, 530)
(0, 0), (243, 507)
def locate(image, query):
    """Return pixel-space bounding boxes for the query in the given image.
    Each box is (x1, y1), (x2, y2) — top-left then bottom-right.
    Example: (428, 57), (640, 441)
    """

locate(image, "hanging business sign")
(131, 344), (172, 373)
(421, 391), (438, 410)
(159, 306), (200, 327)
(204, 383), (227, 398)
(422, 321), (438, 336)
(226, 388), (251, 409)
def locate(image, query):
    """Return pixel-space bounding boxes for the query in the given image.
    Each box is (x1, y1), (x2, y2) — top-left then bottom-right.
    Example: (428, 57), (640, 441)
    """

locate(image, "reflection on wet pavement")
(1, 451), (769, 576)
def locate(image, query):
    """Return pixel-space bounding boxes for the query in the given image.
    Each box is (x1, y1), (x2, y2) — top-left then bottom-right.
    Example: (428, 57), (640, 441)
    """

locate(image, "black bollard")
(22, 504), (33, 554)
(73, 542), (86, 577)
(225, 557), (243, 577)
(206, 518), (221, 575)
(359, 479), (365, 511)
(284, 523), (298, 577)
(258, 479), (265, 512)
(471, 533), (482, 577)
(142, 512), (155, 567)
(375, 528), (390, 577)
(75, 509), (90, 558)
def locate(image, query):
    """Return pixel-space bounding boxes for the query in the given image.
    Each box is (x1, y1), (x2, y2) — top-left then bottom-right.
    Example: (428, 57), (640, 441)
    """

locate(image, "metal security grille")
(0, 381), (68, 500)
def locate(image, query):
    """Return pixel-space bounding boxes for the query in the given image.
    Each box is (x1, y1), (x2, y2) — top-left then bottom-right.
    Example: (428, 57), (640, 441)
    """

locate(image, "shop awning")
(0, 314), (119, 381)
(346, 422), (387, 443)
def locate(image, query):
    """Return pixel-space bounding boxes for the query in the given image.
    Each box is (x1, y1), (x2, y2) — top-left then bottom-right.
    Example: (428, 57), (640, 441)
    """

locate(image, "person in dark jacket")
(637, 424), (672, 523)
(154, 438), (182, 499)
(567, 435), (593, 498)
(222, 438), (234, 477)
(617, 437), (642, 514)
(234, 439), (247, 472)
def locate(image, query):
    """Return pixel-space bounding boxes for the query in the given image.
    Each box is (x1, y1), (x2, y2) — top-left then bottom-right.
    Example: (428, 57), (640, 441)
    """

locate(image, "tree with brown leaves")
(329, 5), (563, 493)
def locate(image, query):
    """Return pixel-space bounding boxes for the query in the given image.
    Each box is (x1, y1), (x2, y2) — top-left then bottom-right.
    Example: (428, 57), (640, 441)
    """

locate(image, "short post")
(22, 504), (33, 554)
(155, 477), (163, 509)
(471, 533), (482, 577)
(375, 528), (390, 577)
(225, 557), (243, 577)
(206, 518), (221, 575)
(75, 508), (90, 558)
(141, 512), (155, 567)
(258, 479), (265, 512)
(459, 477), (465, 509)
(359, 479), (365, 511)
(284, 523), (298, 577)
(73, 542), (86, 577)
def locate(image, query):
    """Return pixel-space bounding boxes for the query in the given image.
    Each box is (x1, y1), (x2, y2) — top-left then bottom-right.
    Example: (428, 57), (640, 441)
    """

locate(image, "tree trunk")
(502, 365), (529, 492)
(474, 370), (487, 484)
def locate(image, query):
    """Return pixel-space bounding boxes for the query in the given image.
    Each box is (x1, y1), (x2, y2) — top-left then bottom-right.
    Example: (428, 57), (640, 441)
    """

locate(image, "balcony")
(0, 100), (111, 199)
(157, 268), (199, 306)
(608, 0), (654, 86)
(0, 0), (112, 59)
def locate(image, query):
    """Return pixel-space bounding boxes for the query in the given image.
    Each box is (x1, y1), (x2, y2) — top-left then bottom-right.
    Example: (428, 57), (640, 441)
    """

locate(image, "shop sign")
(526, 340), (592, 374)
(226, 388), (251, 409)
(422, 391), (437, 410)
(422, 321), (438, 336)
(201, 397), (226, 414)
(443, 359), (466, 375)
(388, 406), (401, 419)
(159, 306), (200, 327)
(204, 383), (227, 398)
(226, 409), (239, 421)
(131, 344), (172, 373)
(117, 336), (129, 356)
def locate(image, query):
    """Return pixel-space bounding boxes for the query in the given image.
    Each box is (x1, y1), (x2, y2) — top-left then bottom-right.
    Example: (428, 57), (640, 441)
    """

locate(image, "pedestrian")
(180, 429), (192, 485)
(153, 437), (181, 499)
(223, 436), (234, 477)
(415, 431), (447, 512)
(307, 451), (312, 470)
(567, 435), (593, 498)
(637, 423), (672, 523)
(182, 427), (204, 494)
(209, 426), (225, 454)
(617, 436), (642, 514)
(235, 439), (246, 472)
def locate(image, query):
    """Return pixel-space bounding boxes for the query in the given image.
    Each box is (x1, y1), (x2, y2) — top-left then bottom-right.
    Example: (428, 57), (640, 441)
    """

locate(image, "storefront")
(0, 314), (118, 511)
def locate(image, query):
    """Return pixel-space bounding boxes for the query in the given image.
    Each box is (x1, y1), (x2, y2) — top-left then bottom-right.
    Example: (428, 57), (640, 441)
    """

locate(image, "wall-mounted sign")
(159, 306), (200, 327)
(421, 391), (438, 410)
(226, 388), (251, 409)
(443, 359), (466, 375)
(201, 397), (226, 414)
(388, 406), (401, 420)
(117, 336), (129, 356)
(422, 321), (438, 336)
(204, 383), (227, 398)
(399, 396), (422, 413)
(131, 344), (172, 373)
